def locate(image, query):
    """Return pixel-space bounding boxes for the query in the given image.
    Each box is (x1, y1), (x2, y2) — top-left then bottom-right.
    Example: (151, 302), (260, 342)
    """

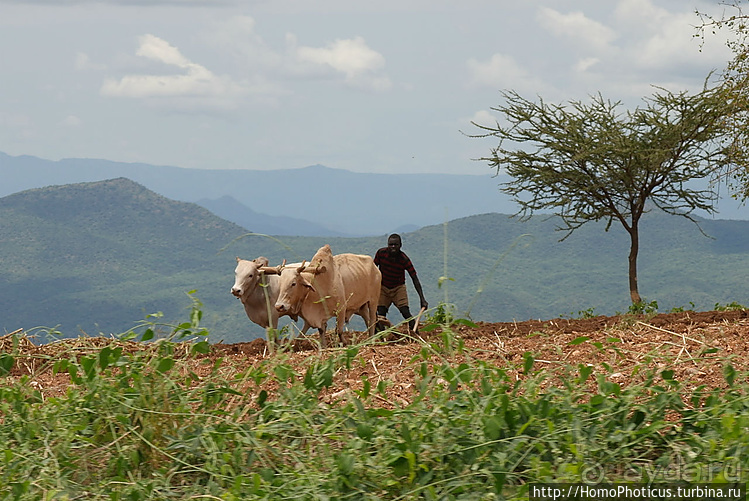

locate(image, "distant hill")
(2, 177), (749, 343)
(0, 151), (518, 236)
(0, 178), (252, 340)
(197, 195), (348, 237)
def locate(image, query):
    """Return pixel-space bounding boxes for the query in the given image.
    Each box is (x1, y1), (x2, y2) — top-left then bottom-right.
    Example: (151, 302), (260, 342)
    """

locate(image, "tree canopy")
(473, 84), (743, 304)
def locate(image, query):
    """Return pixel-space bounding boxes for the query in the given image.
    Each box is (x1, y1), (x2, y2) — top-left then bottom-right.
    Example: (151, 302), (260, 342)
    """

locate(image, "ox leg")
(367, 302), (378, 337)
(318, 326), (327, 350)
(335, 312), (346, 347)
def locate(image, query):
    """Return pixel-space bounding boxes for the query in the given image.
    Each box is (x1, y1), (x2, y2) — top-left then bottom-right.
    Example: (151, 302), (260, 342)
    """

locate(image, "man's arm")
(411, 274), (428, 310)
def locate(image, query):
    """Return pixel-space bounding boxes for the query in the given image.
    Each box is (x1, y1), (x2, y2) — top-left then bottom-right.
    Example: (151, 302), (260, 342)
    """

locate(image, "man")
(374, 233), (428, 333)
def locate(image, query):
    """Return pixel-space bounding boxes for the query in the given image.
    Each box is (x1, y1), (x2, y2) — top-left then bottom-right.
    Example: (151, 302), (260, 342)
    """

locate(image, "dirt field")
(4, 309), (749, 405)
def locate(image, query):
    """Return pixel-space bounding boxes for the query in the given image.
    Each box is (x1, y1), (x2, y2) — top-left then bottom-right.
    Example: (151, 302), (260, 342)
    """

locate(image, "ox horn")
(259, 259), (286, 275)
(301, 260), (326, 274)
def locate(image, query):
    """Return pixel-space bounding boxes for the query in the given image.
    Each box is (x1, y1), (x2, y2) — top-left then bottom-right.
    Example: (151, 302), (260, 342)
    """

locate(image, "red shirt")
(374, 247), (417, 289)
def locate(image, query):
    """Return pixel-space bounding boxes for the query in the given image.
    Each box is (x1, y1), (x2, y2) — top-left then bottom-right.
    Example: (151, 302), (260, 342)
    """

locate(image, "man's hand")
(420, 298), (428, 309)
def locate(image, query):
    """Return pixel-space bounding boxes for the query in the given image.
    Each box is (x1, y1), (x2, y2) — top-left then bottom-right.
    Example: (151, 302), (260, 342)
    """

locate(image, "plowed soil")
(4, 310), (749, 406)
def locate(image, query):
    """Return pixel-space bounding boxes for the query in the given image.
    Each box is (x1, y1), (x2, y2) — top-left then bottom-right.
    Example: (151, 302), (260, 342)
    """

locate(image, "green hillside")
(0, 178), (250, 341)
(1, 178), (748, 343)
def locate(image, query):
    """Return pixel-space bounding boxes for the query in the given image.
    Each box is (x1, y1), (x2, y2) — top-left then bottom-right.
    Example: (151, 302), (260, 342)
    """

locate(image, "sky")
(0, 0), (737, 175)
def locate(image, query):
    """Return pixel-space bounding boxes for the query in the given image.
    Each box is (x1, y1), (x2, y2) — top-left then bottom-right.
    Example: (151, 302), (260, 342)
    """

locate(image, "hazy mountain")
(0, 151), (517, 236)
(196, 195), (349, 237)
(2, 177), (749, 344)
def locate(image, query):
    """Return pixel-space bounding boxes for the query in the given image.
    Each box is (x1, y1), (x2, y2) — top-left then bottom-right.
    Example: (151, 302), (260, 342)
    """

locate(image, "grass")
(1, 304), (748, 499)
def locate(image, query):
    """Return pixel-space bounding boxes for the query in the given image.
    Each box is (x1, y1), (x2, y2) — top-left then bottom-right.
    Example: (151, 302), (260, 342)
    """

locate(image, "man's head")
(387, 234), (402, 255)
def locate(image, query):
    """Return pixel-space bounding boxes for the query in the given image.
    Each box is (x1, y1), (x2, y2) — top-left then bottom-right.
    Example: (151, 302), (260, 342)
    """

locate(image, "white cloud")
(206, 15), (281, 70)
(60, 115), (82, 127)
(537, 7), (617, 53)
(614, 0), (667, 27)
(75, 52), (105, 71)
(100, 34), (246, 105)
(205, 18), (393, 93)
(575, 57), (600, 73)
(466, 53), (547, 93)
(468, 109), (497, 129)
(292, 36), (392, 92)
(630, 12), (728, 75)
(135, 34), (191, 68)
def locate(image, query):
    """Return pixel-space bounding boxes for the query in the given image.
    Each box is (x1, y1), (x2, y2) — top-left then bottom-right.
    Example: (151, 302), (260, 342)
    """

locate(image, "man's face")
(387, 237), (401, 255)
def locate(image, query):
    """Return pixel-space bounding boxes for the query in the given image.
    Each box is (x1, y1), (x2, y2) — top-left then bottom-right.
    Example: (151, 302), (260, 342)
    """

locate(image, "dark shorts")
(378, 284), (409, 309)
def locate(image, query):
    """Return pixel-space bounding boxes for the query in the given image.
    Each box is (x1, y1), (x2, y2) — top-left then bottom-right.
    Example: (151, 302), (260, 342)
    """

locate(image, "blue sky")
(0, 0), (734, 175)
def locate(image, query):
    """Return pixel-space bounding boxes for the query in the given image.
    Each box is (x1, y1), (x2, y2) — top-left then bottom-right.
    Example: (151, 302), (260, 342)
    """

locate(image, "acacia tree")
(473, 84), (742, 305)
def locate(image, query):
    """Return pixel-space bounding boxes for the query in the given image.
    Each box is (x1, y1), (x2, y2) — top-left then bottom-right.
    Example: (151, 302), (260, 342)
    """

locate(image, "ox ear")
(300, 275), (316, 292)
(254, 256), (269, 267)
(236, 256), (241, 263)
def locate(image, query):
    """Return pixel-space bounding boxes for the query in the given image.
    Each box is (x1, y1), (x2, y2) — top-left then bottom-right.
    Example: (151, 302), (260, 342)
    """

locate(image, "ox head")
(231, 256), (270, 298)
(272, 261), (326, 315)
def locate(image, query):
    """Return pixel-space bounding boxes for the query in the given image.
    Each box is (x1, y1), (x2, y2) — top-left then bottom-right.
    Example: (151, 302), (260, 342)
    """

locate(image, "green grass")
(1, 305), (748, 499)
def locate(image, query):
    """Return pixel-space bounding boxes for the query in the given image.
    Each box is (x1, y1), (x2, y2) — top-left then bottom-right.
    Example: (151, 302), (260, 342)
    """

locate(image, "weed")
(425, 301), (455, 325)
(3, 303), (749, 499)
(670, 302), (696, 313)
(715, 301), (747, 311)
(628, 299), (659, 315)
(561, 307), (597, 319)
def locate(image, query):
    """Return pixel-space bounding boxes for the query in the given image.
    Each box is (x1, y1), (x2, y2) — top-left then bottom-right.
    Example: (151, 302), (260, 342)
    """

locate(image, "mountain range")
(2, 152), (748, 240)
(2, 177), (749, 343)
(0, 151), (519, 237)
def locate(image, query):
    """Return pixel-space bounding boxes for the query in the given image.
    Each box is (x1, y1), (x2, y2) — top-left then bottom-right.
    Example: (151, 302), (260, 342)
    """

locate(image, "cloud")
(617, 5), (730, 77)
(205, 15), (281, 69)
(468, 109), (497, 129)
(60, 115), (82, 127)
(292, 36), (392, 92)
(75, 52), (105, 71)
(204, 17), (392, 93)
(100, 34), (247, 109)
(614, 0), (667, 26)
(537, 7), (617, 53)
(466, 53), (547, 93)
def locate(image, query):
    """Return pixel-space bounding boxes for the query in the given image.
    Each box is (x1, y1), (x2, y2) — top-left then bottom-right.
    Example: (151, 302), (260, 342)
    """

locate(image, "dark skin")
(377, 235), (428, 331)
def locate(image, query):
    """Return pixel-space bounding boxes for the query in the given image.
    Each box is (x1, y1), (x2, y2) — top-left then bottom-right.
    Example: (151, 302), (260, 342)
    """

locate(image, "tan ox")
(266, 244), (381, 349)
(231, 257), (307, 332)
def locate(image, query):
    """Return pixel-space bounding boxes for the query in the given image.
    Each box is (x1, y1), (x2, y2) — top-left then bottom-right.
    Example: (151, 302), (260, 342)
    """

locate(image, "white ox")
(266, 244), (381, 349)
(231, 256), (306, 331)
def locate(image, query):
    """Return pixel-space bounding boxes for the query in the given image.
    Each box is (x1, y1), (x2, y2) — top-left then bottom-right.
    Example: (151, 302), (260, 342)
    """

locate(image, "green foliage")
(669, 302), (696, 313)
(715, 301), (747, 312)
(628, 299), (659, 315)
(3, 307), (749, 499)
(425, 302), (455, 325)
(561, 307), (597, 319)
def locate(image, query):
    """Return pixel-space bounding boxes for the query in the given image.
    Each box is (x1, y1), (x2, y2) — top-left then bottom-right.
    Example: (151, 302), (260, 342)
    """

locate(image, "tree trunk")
(628, 224), (642, 304)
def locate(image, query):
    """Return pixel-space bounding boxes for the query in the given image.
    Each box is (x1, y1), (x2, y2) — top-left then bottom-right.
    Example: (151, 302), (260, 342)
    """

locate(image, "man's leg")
(375, 305), (390, 334)
(393, 284), (416, 333)
(397, 306), (416, 333)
